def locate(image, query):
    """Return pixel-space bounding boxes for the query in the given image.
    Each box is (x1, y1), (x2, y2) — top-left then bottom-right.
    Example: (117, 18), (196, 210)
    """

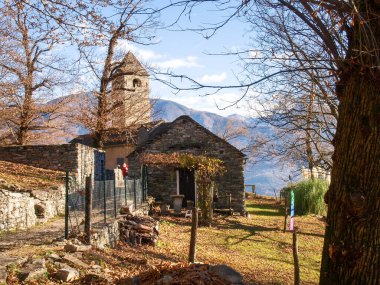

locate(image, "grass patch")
(152, 196), (325, 284)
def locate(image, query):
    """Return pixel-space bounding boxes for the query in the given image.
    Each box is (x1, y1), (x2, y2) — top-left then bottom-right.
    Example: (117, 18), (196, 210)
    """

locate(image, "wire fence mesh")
(65, 173), (146, 238)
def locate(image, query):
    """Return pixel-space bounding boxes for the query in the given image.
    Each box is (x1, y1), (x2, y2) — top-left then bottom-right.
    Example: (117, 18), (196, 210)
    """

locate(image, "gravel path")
(0, 216), (65, 253)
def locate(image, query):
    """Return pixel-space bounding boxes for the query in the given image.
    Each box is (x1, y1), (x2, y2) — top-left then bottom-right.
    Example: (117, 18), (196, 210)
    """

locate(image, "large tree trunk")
(320, 3), (380, 283)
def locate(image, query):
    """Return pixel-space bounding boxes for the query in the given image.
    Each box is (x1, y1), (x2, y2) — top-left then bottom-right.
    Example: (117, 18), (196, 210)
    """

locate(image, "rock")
(19, 258), (46, 281)
(0, 267), (7, 284)
(89, 264), (102, 273)
(54, 262), (72, 269)
(70, 238), (84, 246)
(120, 205), (133, 215)
(64, 243), (91, 253)
(209, 264), (244, 285)
(120, 276), (141, 285)
(156, 275), (173, 285)
(55, 267), (79, 282)
(62, 254), (89, 269)
(48, 253), (61, 261)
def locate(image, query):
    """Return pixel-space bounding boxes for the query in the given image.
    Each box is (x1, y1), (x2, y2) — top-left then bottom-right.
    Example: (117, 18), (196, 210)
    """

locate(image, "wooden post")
(85, 175), (92, 244)
(188, 207), (198, 263)
(293, 228), (300, 285)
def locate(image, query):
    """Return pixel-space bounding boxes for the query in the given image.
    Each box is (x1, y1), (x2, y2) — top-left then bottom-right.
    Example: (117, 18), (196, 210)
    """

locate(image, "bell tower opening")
(133, 78), (142, 88)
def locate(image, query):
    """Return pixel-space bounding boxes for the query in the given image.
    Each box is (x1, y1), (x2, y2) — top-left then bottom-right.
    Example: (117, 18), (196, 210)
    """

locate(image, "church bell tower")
(112, 51), (151, 127)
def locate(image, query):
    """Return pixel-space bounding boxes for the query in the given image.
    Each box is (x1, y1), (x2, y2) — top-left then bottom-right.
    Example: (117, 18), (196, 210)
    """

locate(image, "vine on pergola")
(140, 153), (226, 225)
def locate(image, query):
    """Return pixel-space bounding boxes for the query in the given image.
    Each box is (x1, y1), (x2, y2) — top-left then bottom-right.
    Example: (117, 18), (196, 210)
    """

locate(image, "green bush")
(287, 179), (329, 216)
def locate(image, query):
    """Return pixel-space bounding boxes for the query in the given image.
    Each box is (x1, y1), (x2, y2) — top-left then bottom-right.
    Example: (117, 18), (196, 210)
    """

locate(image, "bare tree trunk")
(320, 4), (380, 282)
(305, 86), (315, 180)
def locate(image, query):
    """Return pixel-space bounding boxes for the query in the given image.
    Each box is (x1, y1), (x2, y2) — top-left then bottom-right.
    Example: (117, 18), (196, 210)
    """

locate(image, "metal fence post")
(103, 170), (107, 223)
(124, 178), (127, 205)
(85, 175), (92, 244)
(113, 178), (117, 218)
(133, 178), (137, 210)
(65, 171), (69, 239)
(140, 178), (143, 205)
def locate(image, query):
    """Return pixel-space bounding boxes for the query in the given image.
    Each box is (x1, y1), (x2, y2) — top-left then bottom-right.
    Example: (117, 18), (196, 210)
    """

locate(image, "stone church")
(72, 51), (246, 213)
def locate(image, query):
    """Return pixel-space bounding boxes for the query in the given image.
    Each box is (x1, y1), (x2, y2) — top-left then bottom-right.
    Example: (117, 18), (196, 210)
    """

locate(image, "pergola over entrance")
(139, 152), (225, 225)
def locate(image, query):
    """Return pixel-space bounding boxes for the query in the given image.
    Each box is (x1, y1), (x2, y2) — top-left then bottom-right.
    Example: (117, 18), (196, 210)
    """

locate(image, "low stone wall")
(0, 185), (65, 232)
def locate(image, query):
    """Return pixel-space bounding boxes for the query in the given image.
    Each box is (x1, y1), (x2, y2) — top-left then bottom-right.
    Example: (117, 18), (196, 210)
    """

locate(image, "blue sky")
(118, 1), (254, 117)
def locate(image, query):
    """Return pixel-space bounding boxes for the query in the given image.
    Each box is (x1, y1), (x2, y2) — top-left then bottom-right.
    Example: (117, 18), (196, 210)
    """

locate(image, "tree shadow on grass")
(214, 218), (281, 246)
(248, 203), (284, 217)
(297, 230), (324, 238)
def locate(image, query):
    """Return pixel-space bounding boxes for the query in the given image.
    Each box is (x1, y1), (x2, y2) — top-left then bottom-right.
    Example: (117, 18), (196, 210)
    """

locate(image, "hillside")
(0, 161), (64, 190)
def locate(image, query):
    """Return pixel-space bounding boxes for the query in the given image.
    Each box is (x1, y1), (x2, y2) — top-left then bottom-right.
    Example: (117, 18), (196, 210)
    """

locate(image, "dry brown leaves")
(0, 160), (64, 190)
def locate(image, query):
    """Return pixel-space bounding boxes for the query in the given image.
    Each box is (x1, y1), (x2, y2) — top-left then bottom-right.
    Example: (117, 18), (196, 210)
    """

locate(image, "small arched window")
(133, 78), (142, 87)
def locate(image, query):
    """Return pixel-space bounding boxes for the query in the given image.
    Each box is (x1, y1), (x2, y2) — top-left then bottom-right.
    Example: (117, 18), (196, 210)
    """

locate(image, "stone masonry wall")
(0, 143), (105, 189)
(0, 183), (65, 231)
(0, 144), (78, 171)
(128, 117), (245, 212)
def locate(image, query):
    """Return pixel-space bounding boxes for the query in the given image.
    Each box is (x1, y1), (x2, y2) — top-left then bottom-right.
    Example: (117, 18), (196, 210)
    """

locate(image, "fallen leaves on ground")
(0, 160), (64, 190)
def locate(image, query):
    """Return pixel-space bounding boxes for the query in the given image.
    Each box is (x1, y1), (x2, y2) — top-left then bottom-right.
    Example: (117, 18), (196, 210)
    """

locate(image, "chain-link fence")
(64, 172), (146, 238)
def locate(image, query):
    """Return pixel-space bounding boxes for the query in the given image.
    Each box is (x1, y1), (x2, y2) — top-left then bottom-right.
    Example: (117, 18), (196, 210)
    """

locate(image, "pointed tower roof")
(119, 51), (148, 76)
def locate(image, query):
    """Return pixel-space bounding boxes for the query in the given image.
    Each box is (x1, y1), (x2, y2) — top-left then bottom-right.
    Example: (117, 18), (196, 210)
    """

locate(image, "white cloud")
(199, 72), (227, 84)
(153, 56), (203, 69)
(116, 40), (162, 62)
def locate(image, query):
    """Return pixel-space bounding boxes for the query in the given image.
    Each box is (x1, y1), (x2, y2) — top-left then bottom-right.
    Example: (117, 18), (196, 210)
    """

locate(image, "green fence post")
(103, 170), (107, 223)
(124, 178), (127, 205)
(133, 179), (137, 210)
(113, 178), (117, 218)
(65, 171), (69, 239)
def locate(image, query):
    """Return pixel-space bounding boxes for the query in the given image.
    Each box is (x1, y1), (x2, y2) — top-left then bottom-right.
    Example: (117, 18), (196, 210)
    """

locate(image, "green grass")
(154, 196), (325, 284)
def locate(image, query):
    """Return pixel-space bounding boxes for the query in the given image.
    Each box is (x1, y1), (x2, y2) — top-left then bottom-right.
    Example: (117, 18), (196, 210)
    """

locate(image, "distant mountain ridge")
(153, 99), (294, 196)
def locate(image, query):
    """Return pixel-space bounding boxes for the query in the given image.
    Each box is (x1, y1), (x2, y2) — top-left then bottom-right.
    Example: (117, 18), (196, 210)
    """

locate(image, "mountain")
(153, 99), (295, 196)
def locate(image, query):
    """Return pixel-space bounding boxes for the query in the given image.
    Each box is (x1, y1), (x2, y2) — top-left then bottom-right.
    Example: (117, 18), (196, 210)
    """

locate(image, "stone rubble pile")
(119, 214), (159, 246)
(122, 263), (245, 285)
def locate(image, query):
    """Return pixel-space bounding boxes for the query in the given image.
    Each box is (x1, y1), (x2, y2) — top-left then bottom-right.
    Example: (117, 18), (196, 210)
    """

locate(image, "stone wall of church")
(128, 117), (246, 213)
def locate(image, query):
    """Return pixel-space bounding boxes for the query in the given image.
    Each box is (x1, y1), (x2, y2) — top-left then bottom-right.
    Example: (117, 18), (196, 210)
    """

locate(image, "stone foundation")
(91, 221), (120, 249)
(0, 186), (65, 232)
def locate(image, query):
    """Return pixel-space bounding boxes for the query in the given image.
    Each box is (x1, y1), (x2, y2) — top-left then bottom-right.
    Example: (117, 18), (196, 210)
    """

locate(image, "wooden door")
(179, 169), (195, 206)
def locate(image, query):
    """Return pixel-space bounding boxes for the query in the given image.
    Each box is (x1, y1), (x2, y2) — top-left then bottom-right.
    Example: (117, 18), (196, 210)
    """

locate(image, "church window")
(133, 78), (142, 87)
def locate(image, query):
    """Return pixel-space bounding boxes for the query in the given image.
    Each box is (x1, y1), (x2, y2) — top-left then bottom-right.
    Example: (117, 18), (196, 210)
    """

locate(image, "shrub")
(287, 179), (328, 216)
